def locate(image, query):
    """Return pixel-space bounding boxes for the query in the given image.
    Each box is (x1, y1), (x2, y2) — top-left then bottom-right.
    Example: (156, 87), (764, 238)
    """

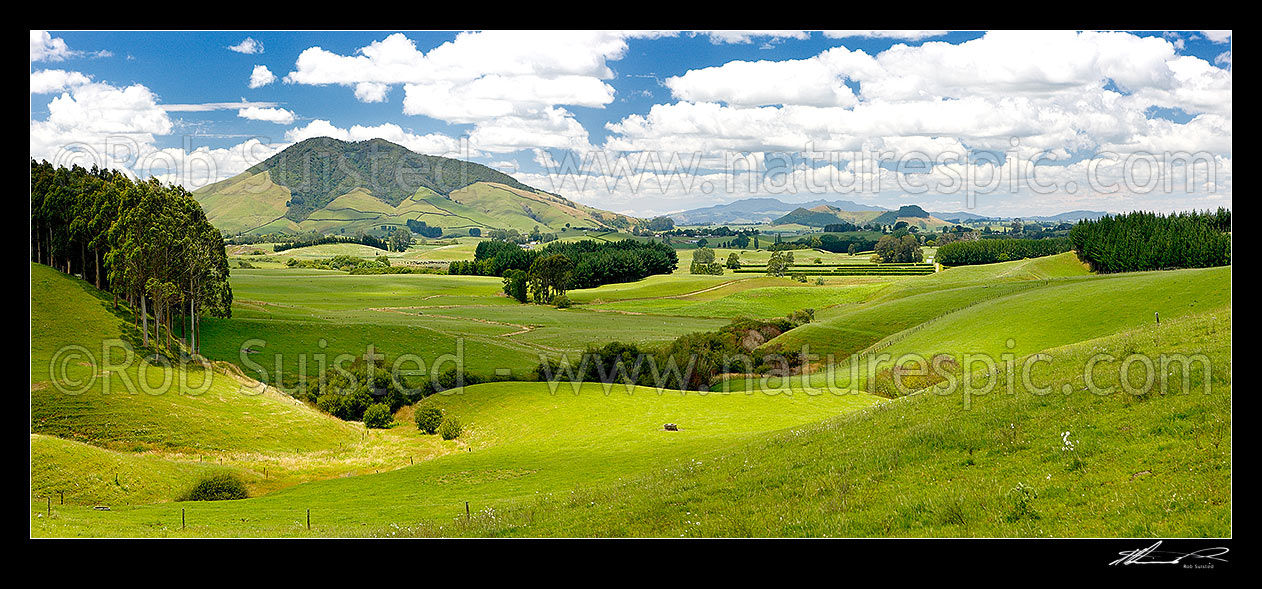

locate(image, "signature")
(1110, 541), (1229, 566)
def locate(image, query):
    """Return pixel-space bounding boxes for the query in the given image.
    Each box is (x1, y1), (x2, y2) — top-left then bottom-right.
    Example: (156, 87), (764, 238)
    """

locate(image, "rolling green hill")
(30, 250), (1231, 537)
(445, 307), (1231, 537)
(193, 137), (639, 236)
(30, 263), (455, 502)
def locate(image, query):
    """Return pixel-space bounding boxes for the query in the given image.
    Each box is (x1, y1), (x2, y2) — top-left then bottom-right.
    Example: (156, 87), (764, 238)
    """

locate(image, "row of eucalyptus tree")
(31, 159), (233, 354)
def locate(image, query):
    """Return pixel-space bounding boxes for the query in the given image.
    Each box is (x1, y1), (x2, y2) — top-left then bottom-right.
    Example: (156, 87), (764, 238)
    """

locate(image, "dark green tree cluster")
(766, 250), (794, 276)
(689, 247), (724, 275)
(808, 233), (879, 254)
(533, 311), (817, 392)
(405, 219), (443, 238)
(823, 222), (859, 232)
(936, 237), (1072, 266)
(387, 227), (414, 252)
(30, 160), (233, 354)
(1068, 209), (1231, 273)
(309, 359), (412, 421)
(527, 254), (575, 303)
(449, 239), (678, 294)
(646, 216), (676, 231)
(502, 269), (529, 302)
(872, 235), (924, 263)
(273, 231), (388, 252)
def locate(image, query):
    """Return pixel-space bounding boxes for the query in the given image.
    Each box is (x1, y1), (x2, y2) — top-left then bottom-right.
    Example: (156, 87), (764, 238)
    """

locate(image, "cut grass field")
(31, 247), (1231, 537)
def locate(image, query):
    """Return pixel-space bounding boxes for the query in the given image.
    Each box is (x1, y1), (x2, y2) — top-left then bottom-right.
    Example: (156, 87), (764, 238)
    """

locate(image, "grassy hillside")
(32, 434), (230, 505)
(31, 263), (358, 454)
(192, 170), (291, 235)
(30, 249), (1231, 537)
(33, 380), (881, 536)
(199, 268), (731, 385)
(762, 253), (1092, 358)
(30, 263), (455, 502)
(440, 308), (1231, 537)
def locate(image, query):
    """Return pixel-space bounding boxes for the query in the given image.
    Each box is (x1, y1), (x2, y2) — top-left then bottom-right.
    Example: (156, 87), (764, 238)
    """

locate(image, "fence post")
(182, 508), (185, 530)
(465, 501), (470, 520)
(307, 508), (310, 530)
(47, 496), (51, 517)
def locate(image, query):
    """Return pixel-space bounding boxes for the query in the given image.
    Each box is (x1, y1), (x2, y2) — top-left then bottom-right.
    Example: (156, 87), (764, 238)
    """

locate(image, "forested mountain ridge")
(246, 137), (548, 222)
(195, 137), (640, 236)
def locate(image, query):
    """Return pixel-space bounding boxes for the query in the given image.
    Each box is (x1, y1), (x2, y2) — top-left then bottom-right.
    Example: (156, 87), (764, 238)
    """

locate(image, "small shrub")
(1004, 482), (1040, 522)
(363, 403), (393, 429)
(180, 473), (248, 501)
(439, 416), (463, 440)
(415, 406), (444, 434)
(551, 294), (572, 309)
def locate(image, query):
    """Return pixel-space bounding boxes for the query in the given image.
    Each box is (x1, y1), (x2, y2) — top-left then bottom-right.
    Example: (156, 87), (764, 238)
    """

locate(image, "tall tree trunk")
(94, 249), (101, 289)
(141, 295), (149, 348)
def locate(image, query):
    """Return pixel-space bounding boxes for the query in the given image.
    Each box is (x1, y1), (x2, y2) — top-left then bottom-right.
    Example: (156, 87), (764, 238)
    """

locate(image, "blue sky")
(31, 30), (1232, 217)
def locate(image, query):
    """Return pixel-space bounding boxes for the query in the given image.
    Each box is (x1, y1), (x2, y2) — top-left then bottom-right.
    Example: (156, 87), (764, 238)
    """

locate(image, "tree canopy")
(31, 159), (233, 354)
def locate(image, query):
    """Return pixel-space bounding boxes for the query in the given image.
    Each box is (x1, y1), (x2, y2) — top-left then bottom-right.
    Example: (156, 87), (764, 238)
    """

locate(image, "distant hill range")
(669, 196), (1108, 228)
(671, 197), (887, 225)
(932, 210), (1110, 223)
(771, 204), (954, 231)
(194, 137), (639, 236)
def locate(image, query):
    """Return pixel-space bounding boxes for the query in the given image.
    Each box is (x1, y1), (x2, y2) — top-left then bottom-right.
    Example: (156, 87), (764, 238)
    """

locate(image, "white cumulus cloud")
(284, 119), (466, 157)
(228, 37), (263, 54)
(30, 69), (91, 94)
(248, 65), (276, 88)
(238, 106), (296, 124)
(31, 30), (73, 62)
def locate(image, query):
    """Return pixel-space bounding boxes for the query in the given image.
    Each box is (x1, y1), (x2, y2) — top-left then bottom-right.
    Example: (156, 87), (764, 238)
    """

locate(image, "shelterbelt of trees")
(30, 160), (232, 353)
(272, 232), (388, 253)
(448, 238), (678, 293)
(936, 237), (1072, 266)
(1069, 209), (1231, 273)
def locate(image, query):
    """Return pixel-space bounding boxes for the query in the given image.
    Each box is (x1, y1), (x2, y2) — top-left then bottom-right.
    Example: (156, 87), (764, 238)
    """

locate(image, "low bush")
(179, 473), (249, 501)
(414, 406), (444, 434)
(363, 403), (393, 429)
(439, 417), (463, 440)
